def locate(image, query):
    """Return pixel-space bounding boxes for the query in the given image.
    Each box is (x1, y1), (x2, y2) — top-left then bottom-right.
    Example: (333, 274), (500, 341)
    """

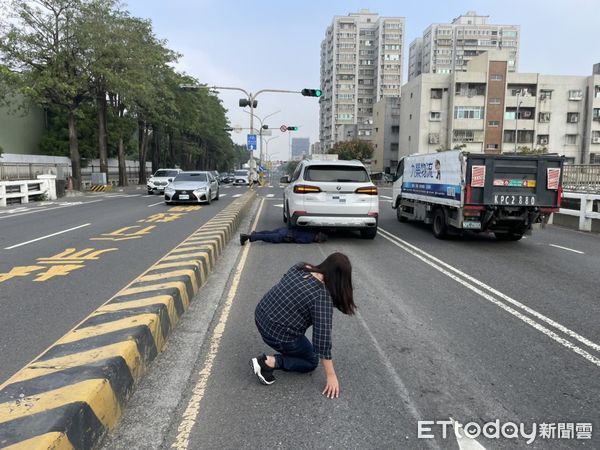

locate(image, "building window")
(591, 131), (600, 144)
(453, 130), (482, 142)
(489, 97), (501, 105)
(539, 90), (553, 101)
(568, 90), (583, 101)
(504, 130), (516, 143)
(593, 108), (600, 121)
(567, 112), (580, 123)
(539, 112), (551, 122)
(430, 88), (443, 99)
(409, 114), (412, 120)
(430, 112), (441, 121)
(595, 86), (600, 98)
(391, 125), (399, 134)
(537, 134), (549, 145)
(490, 74), (503, 81)
(565, 134), (578, 145)
(410, 92), (413, 98)
(487, 144), (499, 150)
(488, 120), (500, 127)
(454, 106), (485, 119)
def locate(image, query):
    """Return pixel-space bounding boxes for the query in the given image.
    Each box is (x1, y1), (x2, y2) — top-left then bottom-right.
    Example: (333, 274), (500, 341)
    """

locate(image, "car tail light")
(557, 185), (563, 208)
(294, 184), (321, 194)
(368, 212), (379, 217)
(355, 186), (378, 195)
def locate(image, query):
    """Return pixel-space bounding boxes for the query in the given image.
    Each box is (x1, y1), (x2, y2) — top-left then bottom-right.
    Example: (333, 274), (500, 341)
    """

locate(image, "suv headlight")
(147, 180), (155, 186)
(194, 187), (207, 194)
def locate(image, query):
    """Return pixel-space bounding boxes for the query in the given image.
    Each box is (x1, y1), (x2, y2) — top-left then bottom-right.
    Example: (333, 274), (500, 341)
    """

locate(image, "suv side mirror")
(168, 178), (173, 182)
(280, 176), (290, 184)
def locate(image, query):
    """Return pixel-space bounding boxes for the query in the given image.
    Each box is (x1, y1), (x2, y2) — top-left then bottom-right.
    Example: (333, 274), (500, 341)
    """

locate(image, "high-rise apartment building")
(319, 9), (405, 151)
(408, 11), (519, 81)
(399, 51), (600, 164)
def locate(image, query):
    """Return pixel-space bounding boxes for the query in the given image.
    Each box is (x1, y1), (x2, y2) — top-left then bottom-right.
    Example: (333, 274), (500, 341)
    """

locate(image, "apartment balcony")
(503, 119), (536, 131)
(505, 95), (537, 108)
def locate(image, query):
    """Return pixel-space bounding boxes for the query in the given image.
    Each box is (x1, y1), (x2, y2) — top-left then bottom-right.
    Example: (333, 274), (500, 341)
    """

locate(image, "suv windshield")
(154, 170), (179, 178)
(304, 165), (370, 183)
(174, 172), (208, 182)
(235, 170), (248, 176)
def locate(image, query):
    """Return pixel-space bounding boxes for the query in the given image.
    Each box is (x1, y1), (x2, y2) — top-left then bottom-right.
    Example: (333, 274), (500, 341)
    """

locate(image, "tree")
(328, 140), (374, 161)
(0, 0), (93, 190)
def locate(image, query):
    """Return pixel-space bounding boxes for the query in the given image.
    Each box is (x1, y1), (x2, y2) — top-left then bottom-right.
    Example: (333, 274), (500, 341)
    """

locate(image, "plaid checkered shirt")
(255, 263), (333, 359)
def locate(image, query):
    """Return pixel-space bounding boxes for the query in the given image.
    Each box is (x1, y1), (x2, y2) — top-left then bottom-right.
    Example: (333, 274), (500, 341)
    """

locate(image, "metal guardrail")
(549, 192), (600, 232)
(562, 165), (600, 194)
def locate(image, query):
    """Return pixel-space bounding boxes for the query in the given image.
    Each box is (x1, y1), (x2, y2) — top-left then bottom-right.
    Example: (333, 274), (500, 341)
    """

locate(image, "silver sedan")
(164, 171), (220, 204)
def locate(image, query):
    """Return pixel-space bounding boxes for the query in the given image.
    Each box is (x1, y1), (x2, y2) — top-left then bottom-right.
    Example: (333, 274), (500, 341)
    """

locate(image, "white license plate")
(329, 194), (347, 203)
(493, 194), (536, 206)
(179, 194), (189, 200)
(463, 221), (481, 230)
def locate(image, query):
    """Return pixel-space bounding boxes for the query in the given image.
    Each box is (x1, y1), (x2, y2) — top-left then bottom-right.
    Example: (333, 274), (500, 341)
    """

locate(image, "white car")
(164, 171), (219, 204)
(281, 160), (379, 239)
(147, 168), (181, 194)
(233, 169), (249, 186)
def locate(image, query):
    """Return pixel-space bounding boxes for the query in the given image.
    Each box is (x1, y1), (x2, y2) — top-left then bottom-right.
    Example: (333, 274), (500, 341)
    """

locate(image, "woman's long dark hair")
(302, 252), (356, 315)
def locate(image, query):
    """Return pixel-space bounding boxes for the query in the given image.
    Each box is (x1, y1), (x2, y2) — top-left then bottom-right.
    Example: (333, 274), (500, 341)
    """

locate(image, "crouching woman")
(251, 252), (355, 399)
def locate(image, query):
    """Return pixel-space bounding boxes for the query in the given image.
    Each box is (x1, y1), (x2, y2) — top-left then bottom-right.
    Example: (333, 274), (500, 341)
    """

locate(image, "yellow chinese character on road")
(169, 206), (201, 212)
(33, 264), (86, 282)
(138, 213), (185, 223)
(91, 226), (155, 241)
(37, 247), (117, 263)
(0, 266), (44, 283)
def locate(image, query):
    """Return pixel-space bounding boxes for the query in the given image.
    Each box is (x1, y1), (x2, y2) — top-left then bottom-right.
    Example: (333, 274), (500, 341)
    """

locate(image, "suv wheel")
(206, 190), (211, 205)
(215, 188), (219, 200)
(360, 227), (378, 239)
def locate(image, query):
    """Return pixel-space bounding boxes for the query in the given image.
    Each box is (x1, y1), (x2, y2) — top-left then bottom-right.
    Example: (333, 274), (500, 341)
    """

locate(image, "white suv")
(281, 160), (379, 239)
(147, 168), (181, 195)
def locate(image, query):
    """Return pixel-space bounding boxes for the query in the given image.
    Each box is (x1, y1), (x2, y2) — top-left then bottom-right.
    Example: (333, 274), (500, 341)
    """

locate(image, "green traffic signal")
(301, 88), (322, 97)
(287, 126), (298, 131)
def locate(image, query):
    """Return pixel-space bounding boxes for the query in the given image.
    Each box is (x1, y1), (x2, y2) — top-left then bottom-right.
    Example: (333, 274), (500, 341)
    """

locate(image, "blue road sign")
(247, 134), (257, 150)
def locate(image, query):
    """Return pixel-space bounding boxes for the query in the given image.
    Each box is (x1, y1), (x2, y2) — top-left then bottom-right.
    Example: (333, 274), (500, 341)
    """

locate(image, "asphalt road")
(104, 184), (599, 449)
(0, 184), (249, 384)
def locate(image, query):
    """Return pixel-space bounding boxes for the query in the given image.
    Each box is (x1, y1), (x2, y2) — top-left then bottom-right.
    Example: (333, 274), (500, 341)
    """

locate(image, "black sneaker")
(240, 233), (250, 246)
(250, 354), (276, 385)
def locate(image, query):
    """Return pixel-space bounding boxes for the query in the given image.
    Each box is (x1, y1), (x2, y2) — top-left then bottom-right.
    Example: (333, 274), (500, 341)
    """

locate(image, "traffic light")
(239, 98), (258, 108)
(286, 126), (298, 131)
(301, 88), (322, 97)
(262, 124), (268, 129)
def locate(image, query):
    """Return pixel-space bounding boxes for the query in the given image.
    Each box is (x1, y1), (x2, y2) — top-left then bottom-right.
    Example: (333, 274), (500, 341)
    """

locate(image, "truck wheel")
(494, 232), (523, 241)
(432, 208), (448, 239)
(396, 205), (408, 222)
(360, 227), (378, 239)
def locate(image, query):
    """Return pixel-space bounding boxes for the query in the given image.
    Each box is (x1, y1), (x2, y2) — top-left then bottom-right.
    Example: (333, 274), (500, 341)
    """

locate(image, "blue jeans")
(260, 332), (319, 373)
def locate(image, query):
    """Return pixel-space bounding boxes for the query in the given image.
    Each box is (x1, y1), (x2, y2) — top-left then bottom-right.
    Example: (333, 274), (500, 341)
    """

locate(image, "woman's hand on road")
(322, 375), (339, 399)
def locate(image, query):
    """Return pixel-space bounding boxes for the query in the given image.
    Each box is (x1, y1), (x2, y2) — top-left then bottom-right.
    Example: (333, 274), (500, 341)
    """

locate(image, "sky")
(125, 0), (599, 162)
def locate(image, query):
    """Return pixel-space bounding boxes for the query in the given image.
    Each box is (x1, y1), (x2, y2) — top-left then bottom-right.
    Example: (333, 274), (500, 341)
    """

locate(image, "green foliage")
(328, 140), (374, 161)
(516, 145), (548, 155)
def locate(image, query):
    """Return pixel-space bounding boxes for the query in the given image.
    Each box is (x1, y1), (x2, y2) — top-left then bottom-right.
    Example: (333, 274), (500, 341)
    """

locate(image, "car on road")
(147, 168), (181, 195)
(281, 159), (379, 239)
(221, 172), (234, 184)
(233, 169), (249, 186)
(164, 171), (219, 204)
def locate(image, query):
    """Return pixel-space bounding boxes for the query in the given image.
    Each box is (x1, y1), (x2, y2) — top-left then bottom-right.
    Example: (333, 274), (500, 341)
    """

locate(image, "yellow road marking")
(4, 432), (74, 450)
(0, 265), (45, 283)
(170, 198), (265, 450)
(91, 226), (155, 241)
(0, 379), (121, 429)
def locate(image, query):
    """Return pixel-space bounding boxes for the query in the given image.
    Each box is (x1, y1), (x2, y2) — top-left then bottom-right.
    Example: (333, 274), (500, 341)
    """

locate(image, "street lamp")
(242, 110), (280, 162)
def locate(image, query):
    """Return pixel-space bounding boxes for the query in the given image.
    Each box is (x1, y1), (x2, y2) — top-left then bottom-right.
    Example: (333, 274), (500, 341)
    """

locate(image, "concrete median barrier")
(0, 191), (255, 449)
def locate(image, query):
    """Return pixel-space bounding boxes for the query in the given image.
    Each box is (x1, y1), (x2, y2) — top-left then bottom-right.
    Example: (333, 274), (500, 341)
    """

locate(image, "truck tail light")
(293, 184), (321, 194)
(557, 185), (563, 208)
(355, 186), (378, 195)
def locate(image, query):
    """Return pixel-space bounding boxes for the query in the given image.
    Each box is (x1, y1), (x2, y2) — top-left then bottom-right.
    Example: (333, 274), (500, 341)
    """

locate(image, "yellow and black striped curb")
(88, 185), (112, 192)
(0, 191), (255, 450)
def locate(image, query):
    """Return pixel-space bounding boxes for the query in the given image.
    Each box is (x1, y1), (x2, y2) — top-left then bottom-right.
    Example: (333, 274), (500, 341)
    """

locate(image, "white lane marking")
(143, 194), (154, 197)
(273, 203), (284, 208)
(378, 228), (600, 367)
(0, 199), (104, 220)
(278, 185), (284, 188)
(266, 194), (275, 198)
(549, 244), (584, 255)
(268, 185), (273, 188)
(450, 418), (487, 450)
(380, 195), (393, 199)
(171, 198), (265, 450)
(220, 194), (228, 197)
(147, 201), (164, 207)
(232, 194), (242, 198)
(4, 223), (92, 250)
